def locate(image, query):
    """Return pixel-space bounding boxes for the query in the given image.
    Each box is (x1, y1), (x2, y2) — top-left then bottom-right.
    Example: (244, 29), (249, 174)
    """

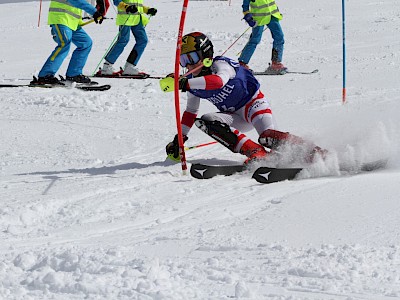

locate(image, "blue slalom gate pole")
(342, 0), (346, 103)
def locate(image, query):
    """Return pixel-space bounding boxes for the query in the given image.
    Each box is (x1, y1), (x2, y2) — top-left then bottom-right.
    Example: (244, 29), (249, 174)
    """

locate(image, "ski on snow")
(190, 158), (388, 184)
(190, 163), (302, 184)
(253, 69), (319, 76)
(0, 83), (111, 91)
(93, 68), (164, 79)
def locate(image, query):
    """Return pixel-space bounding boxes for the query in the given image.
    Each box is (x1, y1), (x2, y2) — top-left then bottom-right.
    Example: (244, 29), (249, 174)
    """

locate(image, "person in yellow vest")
(239, 0), (287, 75)
(31, 0), (108, 85)
(100, 0), (157, 76)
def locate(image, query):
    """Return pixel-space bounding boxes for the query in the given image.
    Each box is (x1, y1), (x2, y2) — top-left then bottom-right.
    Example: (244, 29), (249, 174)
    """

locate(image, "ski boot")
(30, 75), (64, 86)
(265, 48), (288, 75)
(101, 61), (116, 75)
(240, 139), (268, 164)
(258, 129), (327, 163)
(65, 74), (97, 86)
(265, 61), (288, 75)
(122, 62), (140, 75)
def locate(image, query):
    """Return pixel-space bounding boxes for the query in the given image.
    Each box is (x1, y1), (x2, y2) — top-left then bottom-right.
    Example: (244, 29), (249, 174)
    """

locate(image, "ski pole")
(81, 19), (96, 26)
(220, 27), (250, 56)
(38, 0), (43, 27)
(167, 141), (218, 162)
(182, 58), (212, 77)
(81, 16), (114, 27)
(91, 15), (132, 76)
(236, 26), (268, 57)
(185, 141), (217, 150)
(91, 31), (120, 75)
(159, 58), (213, 93)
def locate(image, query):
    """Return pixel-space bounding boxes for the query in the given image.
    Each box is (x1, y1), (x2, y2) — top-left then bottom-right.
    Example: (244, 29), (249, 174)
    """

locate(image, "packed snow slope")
(1, 0), (400, 299)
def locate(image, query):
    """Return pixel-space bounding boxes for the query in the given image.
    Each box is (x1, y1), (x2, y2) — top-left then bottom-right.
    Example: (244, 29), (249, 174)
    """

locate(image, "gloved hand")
(243, 13), (256, 27)
(147, 8), (157, 16)
(93, 10), (104, 24)
(166, 134), (188, 160)
(126, 4), (138, 14)
(178, 77), (189, 92)
(159, 75), (189, 93)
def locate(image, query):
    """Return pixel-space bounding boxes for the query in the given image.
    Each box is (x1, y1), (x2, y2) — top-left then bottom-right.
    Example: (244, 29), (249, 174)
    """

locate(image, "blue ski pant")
(39, 24), (93, 78)
(239, 17), (285, 64)
(104, 24), (148, 66)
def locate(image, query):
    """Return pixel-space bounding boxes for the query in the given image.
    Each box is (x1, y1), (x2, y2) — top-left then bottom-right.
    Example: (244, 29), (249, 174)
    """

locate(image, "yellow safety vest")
(250, 0), (282, 26)
(117, 0), (149, 26)
(48, 0), (83, 31)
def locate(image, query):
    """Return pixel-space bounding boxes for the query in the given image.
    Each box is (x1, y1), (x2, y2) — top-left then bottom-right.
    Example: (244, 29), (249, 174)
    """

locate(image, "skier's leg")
(38, 25), (72, 78)
(66, 27), (92, 77)
(238, 26), (264, 65)
(104, 25), (131, 65)
(195, 112), (267, 162)
(128, 24), (148, 65)
(266, 18), (287, 73)
(267, 17), (285, 63)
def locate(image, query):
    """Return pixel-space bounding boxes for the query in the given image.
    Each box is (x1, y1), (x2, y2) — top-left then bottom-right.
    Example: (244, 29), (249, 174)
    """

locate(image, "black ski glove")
(178, 77), (189, 92)
(166, 134), (188, 159)
(147, 8), (157, 16)
(93, 10), (104, 24)
(126, 4), (138, 14)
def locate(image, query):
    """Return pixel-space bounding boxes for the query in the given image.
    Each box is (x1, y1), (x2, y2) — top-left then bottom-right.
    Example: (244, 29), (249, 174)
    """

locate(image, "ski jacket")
(187, 56), (260, 112)
(242, 0), (282, 26)
(115, 0), (149, 26)
(180, 56), (261, 134)
(48, 0), (96, 31)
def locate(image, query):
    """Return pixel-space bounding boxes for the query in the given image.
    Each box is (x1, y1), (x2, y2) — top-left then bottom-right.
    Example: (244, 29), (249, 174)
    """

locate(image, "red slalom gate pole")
(174, 0), (190, 175)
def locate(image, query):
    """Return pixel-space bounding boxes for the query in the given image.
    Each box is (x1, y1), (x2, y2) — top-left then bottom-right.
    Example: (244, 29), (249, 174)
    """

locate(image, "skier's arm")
(186, 60), (236, 91)
(67, 0), (97, 16)
(181, 93), (200, 135)
(242, 0), (251, 14)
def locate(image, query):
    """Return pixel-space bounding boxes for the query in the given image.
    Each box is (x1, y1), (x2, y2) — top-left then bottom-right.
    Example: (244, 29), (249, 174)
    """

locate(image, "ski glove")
(147, 8), (157, 16)
(243, 13), (256, 27)
(125, 4), (138, 14)
(93, 10), (104, 24)
(178, 77), (189, 92)
(166, 134), (188, 160)
(159, 74), (189, 93)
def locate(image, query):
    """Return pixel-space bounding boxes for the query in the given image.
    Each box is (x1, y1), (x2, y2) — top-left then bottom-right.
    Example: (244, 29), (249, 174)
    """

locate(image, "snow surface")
(1, 0), (400, 299)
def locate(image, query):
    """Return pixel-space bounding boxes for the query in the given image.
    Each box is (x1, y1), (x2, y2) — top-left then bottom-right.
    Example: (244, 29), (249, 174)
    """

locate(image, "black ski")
(253, 69), (319, 76)
(74, 84), (111, 91)
(253, 158), (388, 184)
(190, 163), (246, 179)
(252, 167), (303, 184)
(190, 163), (302, 183)
(190, 158), (387, 183)
(0, 83), (111, 91)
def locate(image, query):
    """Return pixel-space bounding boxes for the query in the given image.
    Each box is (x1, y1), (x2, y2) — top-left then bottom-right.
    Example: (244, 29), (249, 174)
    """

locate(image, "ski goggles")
(179, 51), (200, 67)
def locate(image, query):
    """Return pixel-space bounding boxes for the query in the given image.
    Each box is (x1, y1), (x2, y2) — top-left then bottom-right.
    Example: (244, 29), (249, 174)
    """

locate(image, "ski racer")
(31, 0), (109, 85)
(100, 0), (157, 76)
(163, 32), (325, 164)
(239, 0), (287, 74)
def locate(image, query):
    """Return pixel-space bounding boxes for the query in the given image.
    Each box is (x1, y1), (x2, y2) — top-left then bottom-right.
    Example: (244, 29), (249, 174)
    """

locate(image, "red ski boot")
(240, 139), (268, 164)
(258, 129), (327, 163)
